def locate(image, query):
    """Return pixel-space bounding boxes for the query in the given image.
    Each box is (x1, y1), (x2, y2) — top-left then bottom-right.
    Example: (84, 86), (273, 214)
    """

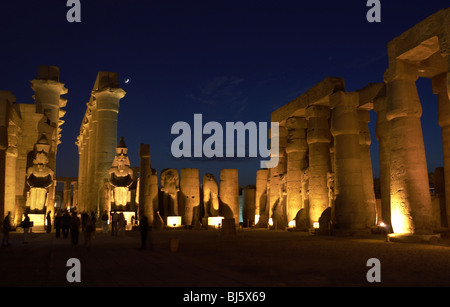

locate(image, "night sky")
(1, 0), (448, 187)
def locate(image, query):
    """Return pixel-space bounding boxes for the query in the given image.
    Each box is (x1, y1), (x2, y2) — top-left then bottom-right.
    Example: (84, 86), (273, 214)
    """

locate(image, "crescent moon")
(125, 78), (130, 83)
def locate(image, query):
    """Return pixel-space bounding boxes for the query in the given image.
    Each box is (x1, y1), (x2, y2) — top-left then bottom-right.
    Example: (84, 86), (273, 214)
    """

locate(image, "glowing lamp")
(313, 222), (320, 229)
(254, 215), (260, 225)
(379, 222), (386, 227)
(167, 216), (182, 228)
(268, 218), (274, 227)
(288, 220), (296, 228)
(208, 216), (224, 228)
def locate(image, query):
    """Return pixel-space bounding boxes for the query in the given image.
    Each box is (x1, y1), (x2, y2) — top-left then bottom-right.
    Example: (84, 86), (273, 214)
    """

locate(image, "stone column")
(219, 169), (239, 225)
(268, 126), (287, 227)
(5, 124), (19, 221)
(255, 169), (269, 227)
(180, 168), (200, 227)
(86, 104), (97, 213)
(93, 86), (126, 215)
(285, 117), (308, 224)
(374, 95), (391, 226)
(433, 73), (450, 228)
(358, 109), (377, 226)
(330, 92), (367, 231)
(0, 91), (15, 225)
(63, 180), (72, 210)
(384, 61), (433, 234)
(139, 144), (153, 224)
(306, 105), (331, 227)
(242, 186), (256, 227)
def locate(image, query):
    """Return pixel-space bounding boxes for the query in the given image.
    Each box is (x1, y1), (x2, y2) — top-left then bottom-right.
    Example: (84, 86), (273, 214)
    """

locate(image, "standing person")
(111, 211), (118, 236)
(2, 212), (12, 247)
(84, 215), (95, 248)
(22, 213), (30, 244)
(46, 211), (52, 233)
(69, 211), (80, 246)
(54, 210), (62, 238)
(118, 212), (125, 235)
(62, 210), (71, 238)
(101, 210), (109, 234)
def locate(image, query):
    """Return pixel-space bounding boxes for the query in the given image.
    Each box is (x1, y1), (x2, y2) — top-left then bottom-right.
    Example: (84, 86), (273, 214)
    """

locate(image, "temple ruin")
(1, 8), (449, 239)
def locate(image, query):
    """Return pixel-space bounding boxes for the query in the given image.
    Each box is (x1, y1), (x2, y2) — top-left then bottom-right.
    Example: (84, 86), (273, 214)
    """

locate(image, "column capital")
(358, 109), (371, 146)
(305, 105), (330, 120)
(92, 87), (126, 100)
(330, 92), (360, 137)
(384, 60), (418, 84)
(285, 117), (307, 154)
(139, 143), (151, 158)
(330, 91), (359, 109)
(30, 79), (68, 95)
(432, 73), (450, 128)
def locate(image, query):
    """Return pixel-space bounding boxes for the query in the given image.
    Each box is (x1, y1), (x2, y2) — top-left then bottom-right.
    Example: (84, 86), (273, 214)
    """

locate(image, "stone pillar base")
(387, 233), (441, 244)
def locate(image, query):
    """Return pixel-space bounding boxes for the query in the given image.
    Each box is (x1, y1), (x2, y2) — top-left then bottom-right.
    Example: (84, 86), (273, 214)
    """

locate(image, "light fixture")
(288, 220), (296, 228)
(167, 216), (182, 228)
(254, 214), (260, 225)
(268, 218), (274, 227)
(313, 222), (320, 229)
(207, 216), (224, 228)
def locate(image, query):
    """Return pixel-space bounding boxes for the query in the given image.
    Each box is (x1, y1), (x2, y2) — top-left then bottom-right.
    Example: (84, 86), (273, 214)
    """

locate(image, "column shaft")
(385, 62), (433, 234)
(306, 105), (331, 226)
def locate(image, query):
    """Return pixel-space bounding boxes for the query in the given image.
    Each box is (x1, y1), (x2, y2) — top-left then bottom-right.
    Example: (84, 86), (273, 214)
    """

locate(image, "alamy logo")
(170, 114), (279, 168)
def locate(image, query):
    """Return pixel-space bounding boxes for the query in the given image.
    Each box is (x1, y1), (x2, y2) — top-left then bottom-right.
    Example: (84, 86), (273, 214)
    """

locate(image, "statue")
(202, 173), (219, 217)
(327, 172), (335, 208)
(160, 168), (180, 216)
(109, 137), (133, 207)
(26, 135), (54, 211)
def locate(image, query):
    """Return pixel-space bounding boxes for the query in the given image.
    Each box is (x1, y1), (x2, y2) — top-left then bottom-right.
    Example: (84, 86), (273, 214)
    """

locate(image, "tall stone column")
(63, 180), (72, 210)
(374, 95), (391, 226)
(285, 116), (307, 223)
(31, 68), (67, 216)
(5, 123), (19, 221)
(139, 144), (153, 224)
(358, 109), (377, 226)
(330, 92), (367, 230)
(0, 91), (15, 225)
(242, 186), (256, 227)
(255, 169), (269, 227)
(268, 126), (287, 227)
(306, 105), (331, 227)
(93, 86), (126, 215)
(384, 61), (433, 234)
(433, 73), (450, 228)
(86, 104), (97, 212)
(180, 168), (200, 227)
(219, 169), (239, 225)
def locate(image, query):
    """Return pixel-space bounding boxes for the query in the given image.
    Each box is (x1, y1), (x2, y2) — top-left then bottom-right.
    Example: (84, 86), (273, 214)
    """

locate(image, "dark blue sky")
(0, 0), (448, 186)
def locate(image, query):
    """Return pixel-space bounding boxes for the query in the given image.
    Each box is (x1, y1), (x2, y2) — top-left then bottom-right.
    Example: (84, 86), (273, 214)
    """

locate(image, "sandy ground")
(0, 228), (449, 287)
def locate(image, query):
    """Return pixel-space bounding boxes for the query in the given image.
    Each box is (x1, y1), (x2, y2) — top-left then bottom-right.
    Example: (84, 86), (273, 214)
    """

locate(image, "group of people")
(2, 210), (153, 250)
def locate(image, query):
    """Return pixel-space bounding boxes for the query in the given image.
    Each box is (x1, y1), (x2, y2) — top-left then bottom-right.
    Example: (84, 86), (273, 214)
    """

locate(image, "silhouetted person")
(54, 210), (62, 238)
(62, 210), (71, 238)
(84, 215), (95, 248)
(69, 212), (80, 246)
(81, 212), (89, 232)
(2, 212), (12, 247)
(46, 211), (52, 233)
(22, 213), (30, 244)
(111, 211), (118, 236)
(101, 210), (109, 233)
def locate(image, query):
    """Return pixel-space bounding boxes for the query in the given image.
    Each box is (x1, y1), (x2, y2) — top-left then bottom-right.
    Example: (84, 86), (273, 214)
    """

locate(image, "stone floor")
(1, 227), (450, 287)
